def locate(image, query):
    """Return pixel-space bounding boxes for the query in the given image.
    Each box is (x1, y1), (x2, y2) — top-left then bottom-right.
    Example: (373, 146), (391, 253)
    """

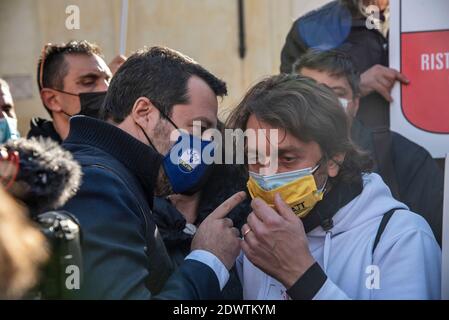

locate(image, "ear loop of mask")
(138, 123), (158, 152)
(317, 156), (344, 194)
(136, 103), (179, 153)
(49, 88), (80, 118)
(311, 159), (329, 194)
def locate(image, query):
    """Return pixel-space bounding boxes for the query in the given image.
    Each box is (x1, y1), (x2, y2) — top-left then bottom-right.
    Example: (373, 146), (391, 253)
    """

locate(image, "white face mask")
(338, 97), (350, 111)
(249, 164), (320, 191)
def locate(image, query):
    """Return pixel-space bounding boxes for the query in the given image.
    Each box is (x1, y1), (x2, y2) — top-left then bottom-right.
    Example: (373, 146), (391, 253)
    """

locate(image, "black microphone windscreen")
(2, 138), (82, 215)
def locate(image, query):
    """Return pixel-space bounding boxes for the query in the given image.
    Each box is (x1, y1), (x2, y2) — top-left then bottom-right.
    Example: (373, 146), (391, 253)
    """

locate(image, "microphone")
(1, 137), (83, 299)
(0, 137), (82, 215)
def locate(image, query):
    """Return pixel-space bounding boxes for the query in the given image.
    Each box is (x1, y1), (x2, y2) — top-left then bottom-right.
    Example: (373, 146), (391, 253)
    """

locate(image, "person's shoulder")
(62, 163), (143, 230)
(351, 119), (374, 150)
(27, 117), (62, 143)
(78, 158), (142, 208)
(382, 209), (437, 244)
(63, 140), (121, 171)
(296, 1), (352, 50)
(390, 131), (429, 154)
(390, 130), (441, 170)
(298, 1), (343, 24)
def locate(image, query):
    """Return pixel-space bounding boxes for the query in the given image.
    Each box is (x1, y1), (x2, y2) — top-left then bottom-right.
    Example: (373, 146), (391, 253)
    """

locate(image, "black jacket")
(27, 117), (62, 144)
(62, 116), (223, 299)
(152, 164), (251, 300)
(351, 120), (444, 245)
(280, 0), (390, 128)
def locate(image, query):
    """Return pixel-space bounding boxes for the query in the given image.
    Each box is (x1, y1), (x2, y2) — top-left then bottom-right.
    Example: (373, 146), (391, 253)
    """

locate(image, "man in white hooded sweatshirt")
(227, 74), (441, 300)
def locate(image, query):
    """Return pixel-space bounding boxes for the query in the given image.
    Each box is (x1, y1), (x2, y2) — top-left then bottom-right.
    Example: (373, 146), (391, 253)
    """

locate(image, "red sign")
(401, 30), (449, 133)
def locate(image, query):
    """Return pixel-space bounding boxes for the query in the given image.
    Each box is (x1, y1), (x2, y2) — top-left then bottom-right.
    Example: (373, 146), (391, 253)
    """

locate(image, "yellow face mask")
(246, 167), (325, 218)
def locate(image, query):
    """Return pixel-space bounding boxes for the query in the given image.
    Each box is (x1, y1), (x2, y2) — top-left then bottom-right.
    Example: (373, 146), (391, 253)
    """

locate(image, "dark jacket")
(152, 164), (251, 300)
(351, 120), (444, 245)
(280, 0), (390, 128)
(27, 117), (62, 144)
(61, 116), (222, 299)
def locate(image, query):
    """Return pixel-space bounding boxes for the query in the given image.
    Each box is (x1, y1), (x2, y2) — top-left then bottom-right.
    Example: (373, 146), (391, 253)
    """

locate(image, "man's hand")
(241, 194), (315, 289)
(360, 64), (409, 102)
(191, 191), (246, 270)
(108, 55), (127, 75)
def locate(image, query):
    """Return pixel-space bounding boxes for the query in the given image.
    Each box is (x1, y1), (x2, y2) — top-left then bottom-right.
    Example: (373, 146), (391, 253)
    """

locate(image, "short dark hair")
(37, 40), (103, 114)
(37, 40), (103, 91)
(293, 49), (361, 98)
(101, 46), (227, 123)
(226, 74), (372, 184)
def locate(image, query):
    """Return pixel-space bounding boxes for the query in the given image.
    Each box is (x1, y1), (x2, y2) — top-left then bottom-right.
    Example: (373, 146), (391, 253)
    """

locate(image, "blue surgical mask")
(0, 112), (20, 143)
(139, 111), (215, 195)
(249, 164), (321, 191)
(163, 131), (215, 194)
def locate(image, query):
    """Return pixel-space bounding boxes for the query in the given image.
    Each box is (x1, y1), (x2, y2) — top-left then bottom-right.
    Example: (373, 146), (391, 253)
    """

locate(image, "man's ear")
(326, 153), (345, 178)
(40, 89), (61, 112)
(131, 97), (160, 130)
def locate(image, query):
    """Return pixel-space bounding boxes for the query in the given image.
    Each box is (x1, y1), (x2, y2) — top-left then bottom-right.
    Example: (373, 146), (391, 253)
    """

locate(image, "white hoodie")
(237, 173), (441, 300)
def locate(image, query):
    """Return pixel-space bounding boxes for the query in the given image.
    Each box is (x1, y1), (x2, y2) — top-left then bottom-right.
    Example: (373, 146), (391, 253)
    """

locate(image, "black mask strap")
(61, 110), (75, 118)
(150, 101), (179, 130)
(50, 88), (80, 97)
(45, 88), (78, 117)
(137, 123), (158, 152)
(135, 101), (180, 153)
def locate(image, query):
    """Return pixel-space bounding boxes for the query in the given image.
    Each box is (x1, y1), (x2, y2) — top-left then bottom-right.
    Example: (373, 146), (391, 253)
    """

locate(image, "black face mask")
(51, 89), (107, 119)
(77, 91), (107, 118)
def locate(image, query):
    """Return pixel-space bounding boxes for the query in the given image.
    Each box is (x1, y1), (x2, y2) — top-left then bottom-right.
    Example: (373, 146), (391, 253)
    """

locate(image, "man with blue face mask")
(61, 46), (245, 299)
(0, 78), (20, 144)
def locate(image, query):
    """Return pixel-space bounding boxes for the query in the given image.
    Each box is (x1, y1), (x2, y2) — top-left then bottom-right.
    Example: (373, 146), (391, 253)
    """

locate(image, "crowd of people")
(0, 0), (444, 300)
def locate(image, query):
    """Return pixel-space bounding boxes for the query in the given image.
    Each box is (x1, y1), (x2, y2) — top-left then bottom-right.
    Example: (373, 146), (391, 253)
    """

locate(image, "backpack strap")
(371, 127), (401, 200)
(372, 208), (400, 254)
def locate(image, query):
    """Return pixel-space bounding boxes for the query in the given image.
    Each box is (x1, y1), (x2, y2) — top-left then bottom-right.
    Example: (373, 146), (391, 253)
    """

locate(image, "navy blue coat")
(62, 116), (222, 299)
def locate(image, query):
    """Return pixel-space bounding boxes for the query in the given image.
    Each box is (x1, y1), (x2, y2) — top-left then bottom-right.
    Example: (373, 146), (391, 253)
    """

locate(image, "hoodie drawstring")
(323, 231), (332, 273)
